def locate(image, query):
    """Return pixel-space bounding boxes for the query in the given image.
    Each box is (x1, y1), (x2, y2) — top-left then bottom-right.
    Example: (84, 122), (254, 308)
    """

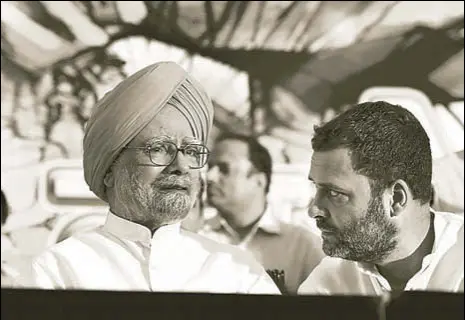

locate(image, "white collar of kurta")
(209, 204), (282, 235)
(356, 209), (460, 275)
(102, 211), (182, 246)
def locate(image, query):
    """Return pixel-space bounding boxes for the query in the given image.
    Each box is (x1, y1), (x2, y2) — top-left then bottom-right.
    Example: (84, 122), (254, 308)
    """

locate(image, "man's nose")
(308, 194), (328, 219)
(165, 151), (190, 175)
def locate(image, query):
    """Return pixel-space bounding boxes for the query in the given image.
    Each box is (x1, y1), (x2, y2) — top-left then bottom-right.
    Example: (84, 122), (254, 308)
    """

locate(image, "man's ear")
(389, 180), (409, 217)
(103, 169), (115, 188)
(255, 172), (267, 191)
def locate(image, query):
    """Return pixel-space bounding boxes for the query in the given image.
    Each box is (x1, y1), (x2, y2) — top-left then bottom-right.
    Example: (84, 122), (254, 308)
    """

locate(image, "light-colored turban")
(83, 61), (214, 202)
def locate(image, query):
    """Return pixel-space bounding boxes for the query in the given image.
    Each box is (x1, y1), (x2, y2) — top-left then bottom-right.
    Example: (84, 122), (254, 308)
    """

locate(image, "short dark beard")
(321, 189), (399, 263)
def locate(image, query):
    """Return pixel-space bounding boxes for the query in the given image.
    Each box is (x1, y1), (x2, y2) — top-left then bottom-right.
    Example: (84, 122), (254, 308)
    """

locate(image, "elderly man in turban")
(25, 62), (280, 294)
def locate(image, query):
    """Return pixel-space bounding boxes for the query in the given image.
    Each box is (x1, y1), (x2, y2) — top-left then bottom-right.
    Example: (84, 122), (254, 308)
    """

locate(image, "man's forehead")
(134, 119), (199, 144)
(309, 148), (363, 187)
(150, 130), (198, 142)
(134, 129), (199, 144)
(310, 149), (353, 171)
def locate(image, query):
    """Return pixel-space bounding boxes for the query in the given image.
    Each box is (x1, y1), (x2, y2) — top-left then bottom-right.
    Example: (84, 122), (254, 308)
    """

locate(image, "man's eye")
(184, 147), (198, 156)
(328, 190), (342, 198)
(150, 146), (166, 154)
(149, 143), (170, 154)
(328, 190), (349, 205)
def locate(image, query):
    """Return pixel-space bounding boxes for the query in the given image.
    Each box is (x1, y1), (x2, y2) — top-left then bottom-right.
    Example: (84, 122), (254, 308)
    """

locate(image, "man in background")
(200, 133), (325, 294)
(299, 101), (463, 297)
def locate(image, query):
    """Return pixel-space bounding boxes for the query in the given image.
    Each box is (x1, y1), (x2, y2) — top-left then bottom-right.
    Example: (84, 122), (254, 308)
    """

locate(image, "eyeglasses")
(124, 141), (210, 169)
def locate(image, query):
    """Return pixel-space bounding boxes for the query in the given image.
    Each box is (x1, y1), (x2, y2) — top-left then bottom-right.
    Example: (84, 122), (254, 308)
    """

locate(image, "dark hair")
(215, 133), (273, 194)
(1, 190), (9, 226)
(311, 101), (432, 204)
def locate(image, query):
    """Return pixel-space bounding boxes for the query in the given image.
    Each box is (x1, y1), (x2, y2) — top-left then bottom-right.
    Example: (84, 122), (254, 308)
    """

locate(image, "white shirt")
(199, 206), (325, 294)
(25, 211), (281, 294)
(298, 211), (464, 296)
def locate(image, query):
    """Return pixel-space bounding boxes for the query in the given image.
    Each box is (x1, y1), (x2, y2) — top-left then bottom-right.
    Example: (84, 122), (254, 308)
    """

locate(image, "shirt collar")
(208, 204), (282, 235)
(102, 211), (182, 246)
(356, 261), (379, 275)
(424, 209), (463, 264)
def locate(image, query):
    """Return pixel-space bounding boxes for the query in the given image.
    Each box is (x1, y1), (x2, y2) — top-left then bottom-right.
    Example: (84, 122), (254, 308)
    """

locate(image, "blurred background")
(1, 1), (463, 268)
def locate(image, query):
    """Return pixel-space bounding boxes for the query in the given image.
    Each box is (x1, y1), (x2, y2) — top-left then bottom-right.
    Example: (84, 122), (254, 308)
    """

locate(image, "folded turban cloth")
(83, 61), (214, 202)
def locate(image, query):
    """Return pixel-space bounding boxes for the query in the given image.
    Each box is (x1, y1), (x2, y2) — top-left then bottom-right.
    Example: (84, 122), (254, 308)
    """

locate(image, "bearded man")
(26, 61), (280, 294)
(298, 101), (463, 298)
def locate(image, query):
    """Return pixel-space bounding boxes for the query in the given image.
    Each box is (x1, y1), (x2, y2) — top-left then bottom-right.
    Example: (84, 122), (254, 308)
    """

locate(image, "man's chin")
(158, 188), (191, 195)
(156, 190), (194, 202)
(323, 249), (355, 261)
(149, 196), (193, 216)
(323, 245), (387, 263)
(163, 215), (189, 225)
(322, 240), (349, 259)
(147, 208), (190, 225)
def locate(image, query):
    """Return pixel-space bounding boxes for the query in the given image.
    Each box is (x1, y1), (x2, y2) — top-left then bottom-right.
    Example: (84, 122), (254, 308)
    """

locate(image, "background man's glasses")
(125, 141), (210, 169)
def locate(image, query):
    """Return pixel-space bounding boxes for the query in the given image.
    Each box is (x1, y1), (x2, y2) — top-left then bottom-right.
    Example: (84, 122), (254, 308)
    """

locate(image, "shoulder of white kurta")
(34, 228), (109, 264)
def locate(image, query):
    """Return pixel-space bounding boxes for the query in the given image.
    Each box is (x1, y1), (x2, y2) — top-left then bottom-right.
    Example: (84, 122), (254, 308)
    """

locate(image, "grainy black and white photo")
(1, 1), (463, 319)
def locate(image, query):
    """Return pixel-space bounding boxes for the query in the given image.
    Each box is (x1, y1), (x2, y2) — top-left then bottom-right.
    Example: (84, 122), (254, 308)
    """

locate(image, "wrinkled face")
(109, 107), (202, 228)
(207, 139), (258, 214)
(308, 148), (399, 263)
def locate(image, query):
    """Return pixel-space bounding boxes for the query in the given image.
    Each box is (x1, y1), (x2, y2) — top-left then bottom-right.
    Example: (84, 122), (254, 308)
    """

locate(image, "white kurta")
(25, 212), (281, 294)
(298, 211), (464, 295)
